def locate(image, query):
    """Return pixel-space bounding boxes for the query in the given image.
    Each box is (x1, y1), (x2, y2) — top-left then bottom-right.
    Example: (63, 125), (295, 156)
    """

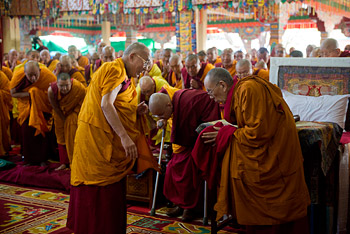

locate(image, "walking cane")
(150, 123), (166, 216)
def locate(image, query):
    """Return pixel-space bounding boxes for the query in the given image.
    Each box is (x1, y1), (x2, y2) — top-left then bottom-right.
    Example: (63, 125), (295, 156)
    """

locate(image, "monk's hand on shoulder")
(121, 135), (138, 160)
(157, 119), (167, 129)
(201, 126), (221, 146)
(137, 101), (148, 115)
(190, 79), (199, 89)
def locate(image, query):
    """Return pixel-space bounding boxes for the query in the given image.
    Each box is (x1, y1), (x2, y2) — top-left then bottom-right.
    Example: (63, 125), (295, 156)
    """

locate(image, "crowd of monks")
(0, 37), (349, 234)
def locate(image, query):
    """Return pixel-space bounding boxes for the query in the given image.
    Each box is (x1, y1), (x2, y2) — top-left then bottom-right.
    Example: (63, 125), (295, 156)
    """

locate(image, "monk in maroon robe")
(148, 89), (221, 221)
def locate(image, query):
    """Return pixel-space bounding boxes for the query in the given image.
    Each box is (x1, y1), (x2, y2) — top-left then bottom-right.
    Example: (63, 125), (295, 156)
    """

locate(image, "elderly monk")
(40, 50), (58, 72)
(13, 50), (41, 72)
(2, 66), (13, 80)
(306, 44), (316, 58)
(255, 60), (268, 70)
(310, 47), (320, 58)
(274, 44), (286, 57)
(10, 61), (56, 166)
(183, 54), (214, 90)
(68, 45), (89, 67)
(207, 47), (222, 65)
(197, 50), (207, 63)
(4, 49), (21, 71)
(148, 88), (221, 221)
(156, 48), (172, 79)
(234, 50), (244, 62)
(167, 54), (185, 89)
(67, 42), (158, 234)
(55, 55), (87, 87)
(320, 38), (350, 57)
(137, 76), (171, 146)
(0, 70), (12, 156)
(257, 47), (270, 69)
(215, 48), (237, 78)
(84, 52), (100, 85)
(202, 68), (310, 233)
(48, 73), (86, 170)
(236, 59), (269, 81)
(97, 41), (107, 55)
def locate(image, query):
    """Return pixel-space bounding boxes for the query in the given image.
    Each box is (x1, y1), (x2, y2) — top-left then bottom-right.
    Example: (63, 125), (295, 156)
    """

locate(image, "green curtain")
(111, 38), (155, 52)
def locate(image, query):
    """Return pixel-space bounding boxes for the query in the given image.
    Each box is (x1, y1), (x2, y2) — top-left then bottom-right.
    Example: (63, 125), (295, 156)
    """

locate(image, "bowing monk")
(207, 47), (222, 65)
(320, 38), (350, 57)
(202, 68), (310, 233)
(0, 70), (12, 156)
(48, 73), (86, 170)
(40, 49), (59, 72)
(183, 54), (214, 90)
(4, 49), (21, 71)
(236, 59), (269, 81)
(215, 48), (237, 78)
(67, 42), (158, 234)
(156, 48), (172, 79)
(10, 61), (57, 166)
(84, 52), (100, 85)
(2, 66), (13, 80)
(148, 89), (221, 222)
(68, 45), (89, 67)
(167, 54), (185, 89)
(55, 55), (87, 87)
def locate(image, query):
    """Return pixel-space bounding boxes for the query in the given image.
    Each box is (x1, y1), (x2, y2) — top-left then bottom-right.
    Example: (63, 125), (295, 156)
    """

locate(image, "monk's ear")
(220, 80), (228, 92)
(336, 48), (341, 56)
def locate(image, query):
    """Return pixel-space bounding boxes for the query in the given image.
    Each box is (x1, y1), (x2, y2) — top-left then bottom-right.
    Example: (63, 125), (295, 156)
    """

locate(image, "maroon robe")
(84, 59), (102, 85)
(163, 89), (221, 208)
(182, 62), (209, 90)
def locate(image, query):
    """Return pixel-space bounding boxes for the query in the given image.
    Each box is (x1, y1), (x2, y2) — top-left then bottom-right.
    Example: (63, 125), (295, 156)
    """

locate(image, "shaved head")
(59, 55), (72, 73)
(122, 42), (151, 78)
(148, 93), (173, 119)
(236, 59), (253, 79)
(68, 45), (79, 59)
(102, 46), (115, 62)
(24, 61), (41, 83)
(236, 59), (252, 70)
(205, 67), (234, 88)
(204, 67), (234, 103)
(139, 76), (155, 97)
(57, 72), (70, 81)
(320, 38), (341, 57)
(40, 49), (51, 64)
(169, 54), (181, 65)
(57, 73), (72, 94)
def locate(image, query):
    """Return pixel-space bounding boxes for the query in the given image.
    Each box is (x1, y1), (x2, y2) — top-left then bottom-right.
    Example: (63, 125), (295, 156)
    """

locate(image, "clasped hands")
(201, 126), (221, 146)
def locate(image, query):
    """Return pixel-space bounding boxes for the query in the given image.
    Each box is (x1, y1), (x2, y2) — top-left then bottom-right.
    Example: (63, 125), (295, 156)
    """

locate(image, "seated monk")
(201, 68), (310, 233)
(10, 61), (57, 166)
(1, 66), (13, 80)
(67, 42), (158, 234)
(40, 49), (59, 72)
(320, 38), (350, 57)
(236, 59), (269, 81)
(68, 45), (89, 67)
(0, 70), (12, 156)
(55, 55), (87, 87)
(183, 54), (214, 90)
(148, 89), (221, 222)
(168, 54), (185, 89)
(4, 49), (22, 71)
(137, 76), (172, 147)
(207, 47), (222, 65)
(215, 48), (237, 78)
(48, 73), (86, 170)
(156, 48), (173, 80)
(84, 52), (100, 85)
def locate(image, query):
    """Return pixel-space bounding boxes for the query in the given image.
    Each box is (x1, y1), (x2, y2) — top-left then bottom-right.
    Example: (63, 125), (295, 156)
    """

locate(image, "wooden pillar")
(2, 17), (20, 53)
(102, 20), (111, 46)
(196, 8), (207, 52)
(125, 28), (137, 48)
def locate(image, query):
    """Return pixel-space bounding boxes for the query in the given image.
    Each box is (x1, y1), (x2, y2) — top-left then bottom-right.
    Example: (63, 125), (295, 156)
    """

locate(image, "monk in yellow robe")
(207, 47), (222, 65)
(48, 73), (86, 170)
(67, 42), (158, 234)
(320, 38), (350, 57)
(40, 49), (59, 72)
(55, 55), (87, 87)
(168, 54), (185, 89)
(10, 61), (57, 165)
(13, 50), (41, 72)
(234, 50), (244, 61)
(0, 70), (12, 156)
(202, 67), (310, 232)
(1, 66), (13, 80)
(236, 59), (269, 82)
(156, 48), (172, 79)
(215, 48), (237, 78)
(183, 54), (214, 90)
(4, 49), (22, 71)
(68, 45), (89, 67)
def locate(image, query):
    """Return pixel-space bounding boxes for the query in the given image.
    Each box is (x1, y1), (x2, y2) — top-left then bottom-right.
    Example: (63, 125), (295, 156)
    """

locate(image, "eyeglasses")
(207, 82), (220, 95)
(236, 71), (251, 79)
(135, 54), (152, 71)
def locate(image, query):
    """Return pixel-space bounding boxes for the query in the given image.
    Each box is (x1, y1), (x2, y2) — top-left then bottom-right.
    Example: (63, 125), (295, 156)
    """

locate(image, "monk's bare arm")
(47, 86), (66, 120)
(101, 85), (138, 160)
(10, 88), (29, 98)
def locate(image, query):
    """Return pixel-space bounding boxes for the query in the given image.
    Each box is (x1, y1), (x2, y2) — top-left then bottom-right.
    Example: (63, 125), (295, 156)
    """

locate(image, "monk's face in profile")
(130, 51), (152, 77)
(222, 52), (234, 68)
(185, 58), (200, 77)
(204, 79), (228, 104)
(25, 66), (41, 83)
(58, 78), (72, 95)
(320, 47), (341, 57)
(40, 51), (51, 64)
(28, 52), (40, 62)
(68, 46), (79, 59)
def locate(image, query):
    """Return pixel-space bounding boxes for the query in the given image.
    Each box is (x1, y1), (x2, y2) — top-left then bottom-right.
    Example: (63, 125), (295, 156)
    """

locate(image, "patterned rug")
(0, 183), (238, 234)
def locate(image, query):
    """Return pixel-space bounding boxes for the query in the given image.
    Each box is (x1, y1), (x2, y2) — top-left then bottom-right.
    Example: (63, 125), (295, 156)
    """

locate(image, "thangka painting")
(124, 0), (162, 8)
(270, 58), (350, 97)
(192, 0), (228, 4)
(60, 0), (90, 11)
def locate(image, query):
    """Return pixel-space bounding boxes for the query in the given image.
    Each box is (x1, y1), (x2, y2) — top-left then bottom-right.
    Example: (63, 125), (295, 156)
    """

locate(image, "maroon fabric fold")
(68, 68), (78, 76)
(84, 64), (91, 84)
(15, 75), (32, 92)
(50, 81), (59, 100)
(340, 132), (350, 144)
(192, 122), (237, 189)
(223, 85), (236, 123)
(215, 63), (223, 68)
(340, 50), (350, 57)
(182, 63), (208, 89)
(119, 78), (131, 94)
(58, 144), (70, 164)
